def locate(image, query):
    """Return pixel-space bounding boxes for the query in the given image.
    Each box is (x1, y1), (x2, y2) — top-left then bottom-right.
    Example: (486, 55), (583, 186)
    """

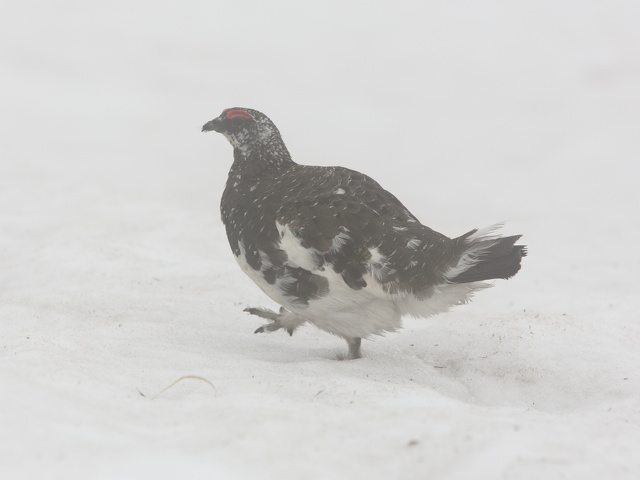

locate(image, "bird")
(202, 107), (526, 359)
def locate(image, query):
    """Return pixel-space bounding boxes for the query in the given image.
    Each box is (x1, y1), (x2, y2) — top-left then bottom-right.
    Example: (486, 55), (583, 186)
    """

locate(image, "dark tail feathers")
(448, 234), (527, 284)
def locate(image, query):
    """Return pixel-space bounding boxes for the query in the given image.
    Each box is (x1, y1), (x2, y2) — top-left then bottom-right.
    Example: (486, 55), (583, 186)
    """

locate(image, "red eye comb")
(222, 108), (252, 120)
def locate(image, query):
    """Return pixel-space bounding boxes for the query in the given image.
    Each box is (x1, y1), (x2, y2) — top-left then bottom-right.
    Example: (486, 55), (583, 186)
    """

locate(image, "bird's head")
(202, 107), (284, 153)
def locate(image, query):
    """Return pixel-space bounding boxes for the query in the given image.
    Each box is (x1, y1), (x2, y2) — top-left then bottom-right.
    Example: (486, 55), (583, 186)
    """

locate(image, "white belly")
(234, 249), (402, 339)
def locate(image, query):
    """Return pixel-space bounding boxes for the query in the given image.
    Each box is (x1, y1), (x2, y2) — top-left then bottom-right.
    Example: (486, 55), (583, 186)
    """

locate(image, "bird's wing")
(275, 166), (458, 296)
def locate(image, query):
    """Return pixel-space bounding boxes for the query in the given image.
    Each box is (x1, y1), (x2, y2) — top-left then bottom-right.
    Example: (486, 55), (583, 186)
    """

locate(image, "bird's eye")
(231, 117), (246, 127)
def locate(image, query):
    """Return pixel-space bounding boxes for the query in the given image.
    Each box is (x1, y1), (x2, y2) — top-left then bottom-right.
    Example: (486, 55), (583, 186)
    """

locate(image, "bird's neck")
(231, 140), (295, 175)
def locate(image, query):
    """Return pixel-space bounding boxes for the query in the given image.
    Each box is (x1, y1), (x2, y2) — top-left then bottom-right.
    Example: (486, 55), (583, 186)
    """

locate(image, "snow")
(1, 1), (639, 479)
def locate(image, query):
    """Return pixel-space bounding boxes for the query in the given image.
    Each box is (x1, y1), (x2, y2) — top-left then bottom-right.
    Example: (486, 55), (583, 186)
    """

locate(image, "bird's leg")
(245, 306), (306, 336)
(346, 337), (362, 360)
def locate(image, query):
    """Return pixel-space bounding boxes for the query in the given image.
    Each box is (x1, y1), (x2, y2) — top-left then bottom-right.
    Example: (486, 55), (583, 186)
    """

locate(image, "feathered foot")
(346, 337), (362, 360)
(245, 307), (306, 336)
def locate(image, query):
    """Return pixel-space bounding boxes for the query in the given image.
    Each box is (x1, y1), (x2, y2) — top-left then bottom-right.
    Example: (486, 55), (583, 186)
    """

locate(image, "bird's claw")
(245, 307), (295, 336)
(253, 323), (294, 336)
(243, 306), (284, 320)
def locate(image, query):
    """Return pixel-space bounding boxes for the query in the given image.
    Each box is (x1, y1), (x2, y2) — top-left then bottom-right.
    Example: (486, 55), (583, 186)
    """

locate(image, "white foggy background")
(1, 1), (639, 479)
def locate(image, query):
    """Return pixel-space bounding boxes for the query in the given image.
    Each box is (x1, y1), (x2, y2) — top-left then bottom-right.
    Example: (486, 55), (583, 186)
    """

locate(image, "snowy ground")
(2, 1), (640, 479)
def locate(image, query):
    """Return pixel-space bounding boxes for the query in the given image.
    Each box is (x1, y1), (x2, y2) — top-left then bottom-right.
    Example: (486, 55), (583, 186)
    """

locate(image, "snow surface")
(2, 1), (640, 479)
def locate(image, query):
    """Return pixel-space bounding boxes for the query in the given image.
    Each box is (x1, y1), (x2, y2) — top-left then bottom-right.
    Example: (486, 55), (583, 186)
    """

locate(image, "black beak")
(202, 117), (223, 132)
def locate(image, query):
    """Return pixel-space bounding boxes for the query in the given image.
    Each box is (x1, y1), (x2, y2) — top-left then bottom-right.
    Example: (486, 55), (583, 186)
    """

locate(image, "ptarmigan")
(202, 107), (526, 359)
